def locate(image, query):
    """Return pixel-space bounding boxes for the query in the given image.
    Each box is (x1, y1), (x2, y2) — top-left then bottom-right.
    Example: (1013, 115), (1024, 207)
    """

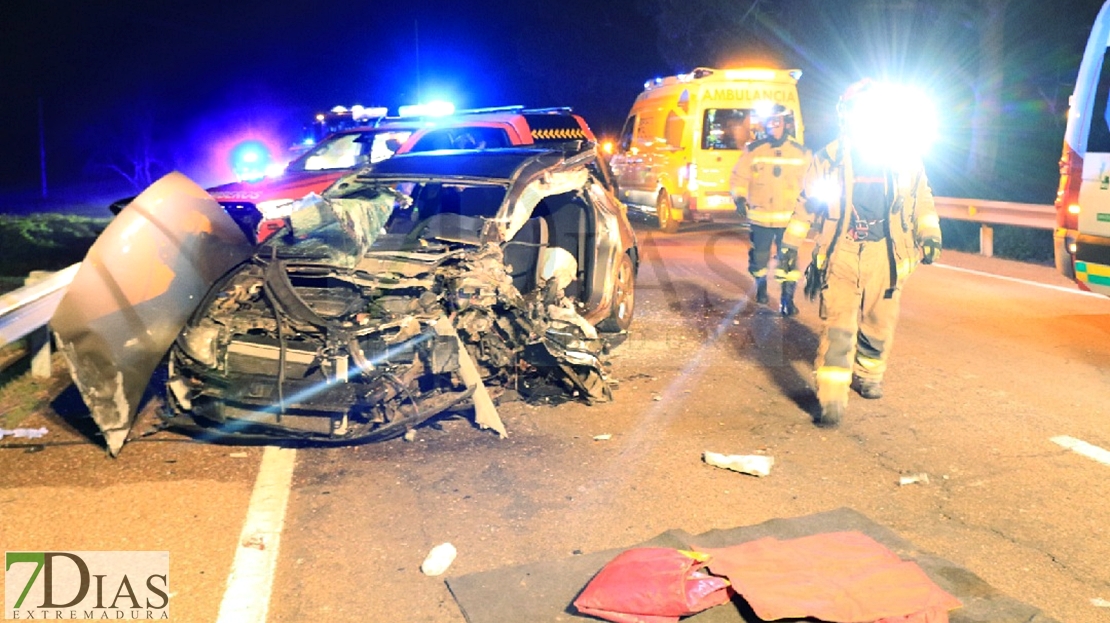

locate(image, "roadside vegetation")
(0, 214), (109, 295)
(938, 220), (1054, 265)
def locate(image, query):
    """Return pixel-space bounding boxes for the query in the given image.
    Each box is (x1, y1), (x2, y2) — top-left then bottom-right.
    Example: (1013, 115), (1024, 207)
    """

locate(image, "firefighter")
(780, 78), (942, 427)
(730, 104), (809, 315)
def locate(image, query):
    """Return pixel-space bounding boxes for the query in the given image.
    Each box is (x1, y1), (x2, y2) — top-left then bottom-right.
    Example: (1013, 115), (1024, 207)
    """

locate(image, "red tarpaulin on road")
(700, 531), (963, 622)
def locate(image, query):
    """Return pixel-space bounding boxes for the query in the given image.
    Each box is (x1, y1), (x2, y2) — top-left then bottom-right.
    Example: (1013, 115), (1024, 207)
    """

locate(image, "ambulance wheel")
(656, 191), (679, 233)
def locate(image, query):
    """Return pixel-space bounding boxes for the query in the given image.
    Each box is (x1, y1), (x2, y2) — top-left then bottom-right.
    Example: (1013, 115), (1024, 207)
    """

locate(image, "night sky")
(1, 0), (1106, 209)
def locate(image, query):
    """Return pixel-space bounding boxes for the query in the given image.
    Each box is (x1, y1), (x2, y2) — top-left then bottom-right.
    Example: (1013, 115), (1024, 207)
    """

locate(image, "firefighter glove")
(780, 246), (799, 274)
(734, 196), (748, 217)
(921, 237), (941, 265)
(803, 261), (822, 301)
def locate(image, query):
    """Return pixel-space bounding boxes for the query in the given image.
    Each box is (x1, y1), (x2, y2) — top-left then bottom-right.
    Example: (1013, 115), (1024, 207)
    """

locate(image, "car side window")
(409, 128), (511, 152)
(302, 134), (362, 170)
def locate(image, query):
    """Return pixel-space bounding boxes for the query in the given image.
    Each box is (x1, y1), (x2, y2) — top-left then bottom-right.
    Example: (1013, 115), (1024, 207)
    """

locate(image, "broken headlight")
(178, 320), (224, 368)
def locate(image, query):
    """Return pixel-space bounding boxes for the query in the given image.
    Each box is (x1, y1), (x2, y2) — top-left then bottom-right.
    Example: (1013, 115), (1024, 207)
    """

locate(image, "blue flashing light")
(398, 100), (456, 117)
(230, 140), (273, 182)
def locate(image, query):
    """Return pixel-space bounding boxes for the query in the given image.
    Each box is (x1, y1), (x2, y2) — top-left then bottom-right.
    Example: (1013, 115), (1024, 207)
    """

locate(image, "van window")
(618, 116), (636, 151)
(1088, 49), (1110, 153)
(665, 112), (685, 148)
(701, 109), (752, 150)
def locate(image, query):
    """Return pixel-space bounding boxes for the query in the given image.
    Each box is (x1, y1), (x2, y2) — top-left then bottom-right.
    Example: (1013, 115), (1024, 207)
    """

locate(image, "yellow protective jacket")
(730, 137), (809, 229)
(782, 138), (941, 291)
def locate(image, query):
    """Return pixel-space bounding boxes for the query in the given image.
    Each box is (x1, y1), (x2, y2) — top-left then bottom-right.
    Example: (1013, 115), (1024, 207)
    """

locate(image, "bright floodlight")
(811, 176), (841, 205)
(844, 83), (937, 167)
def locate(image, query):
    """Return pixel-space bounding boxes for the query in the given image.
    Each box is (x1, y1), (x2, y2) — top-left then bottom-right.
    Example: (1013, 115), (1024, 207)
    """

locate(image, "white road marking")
(934, 264), (1106, 297)
(1051, 435), (1110, 467)
(216, 446), (297, 623)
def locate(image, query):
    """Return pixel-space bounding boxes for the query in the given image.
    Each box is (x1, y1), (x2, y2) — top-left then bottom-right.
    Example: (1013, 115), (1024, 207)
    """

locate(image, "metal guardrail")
(932, 197), (1055, 258)
(0, 197), (1060, 378)
(0, 263), (79, 377)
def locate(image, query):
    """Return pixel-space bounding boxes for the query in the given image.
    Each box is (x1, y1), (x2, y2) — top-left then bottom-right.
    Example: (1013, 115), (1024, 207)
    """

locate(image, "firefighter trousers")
(748, 224), (794, 282)
(814, 236), (902, 408)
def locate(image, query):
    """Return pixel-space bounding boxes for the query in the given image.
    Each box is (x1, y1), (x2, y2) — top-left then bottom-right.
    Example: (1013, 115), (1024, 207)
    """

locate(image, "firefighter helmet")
(763, 103), (796, 139)
(837, 78), (876, 124)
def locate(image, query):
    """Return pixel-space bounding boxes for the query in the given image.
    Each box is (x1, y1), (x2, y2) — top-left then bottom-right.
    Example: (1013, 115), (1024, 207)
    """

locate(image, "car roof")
(315, 107), (593, 145)
(354, 147), (574, 182)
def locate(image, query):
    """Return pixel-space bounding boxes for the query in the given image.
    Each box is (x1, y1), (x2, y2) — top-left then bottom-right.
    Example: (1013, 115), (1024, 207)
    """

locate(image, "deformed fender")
(50, 172), (255, 456)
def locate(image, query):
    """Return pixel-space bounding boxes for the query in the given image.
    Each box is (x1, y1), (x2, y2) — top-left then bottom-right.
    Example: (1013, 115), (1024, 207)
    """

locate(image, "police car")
(111, 106), (601, 243)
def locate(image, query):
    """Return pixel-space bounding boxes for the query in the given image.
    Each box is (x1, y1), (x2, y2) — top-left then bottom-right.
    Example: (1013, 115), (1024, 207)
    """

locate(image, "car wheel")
(599, 252), (636, 332)
(656, 191), (679, 233)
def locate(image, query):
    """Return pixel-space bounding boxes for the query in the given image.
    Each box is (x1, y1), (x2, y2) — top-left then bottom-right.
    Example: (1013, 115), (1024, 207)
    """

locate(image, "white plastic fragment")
(703, 451), (773, 477)
(0, 427), (48, 440)
(421, 542), (457, 576)
(898, 473), (930, 486)
(593, 434), (612, 441)
(1091, 597), (1110, 608)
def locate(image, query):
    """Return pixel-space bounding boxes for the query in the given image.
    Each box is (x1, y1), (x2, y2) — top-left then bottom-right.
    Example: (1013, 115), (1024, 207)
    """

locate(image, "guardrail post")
(979, 224), (994, 258)
(24, 270), (53, 379)
(30, 327), (52, 378)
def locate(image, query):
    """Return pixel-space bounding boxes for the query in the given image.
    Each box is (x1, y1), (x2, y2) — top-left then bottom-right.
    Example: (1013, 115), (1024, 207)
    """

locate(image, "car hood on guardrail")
(50, 172), (255, 456)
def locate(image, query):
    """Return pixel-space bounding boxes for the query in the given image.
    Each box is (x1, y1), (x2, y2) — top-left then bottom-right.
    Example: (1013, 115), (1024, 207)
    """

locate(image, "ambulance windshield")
(702, 109), (753, 150)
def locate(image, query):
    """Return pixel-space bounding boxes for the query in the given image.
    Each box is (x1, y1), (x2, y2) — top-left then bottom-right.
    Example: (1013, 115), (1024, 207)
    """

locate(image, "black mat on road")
(445, 507), (1060, 623)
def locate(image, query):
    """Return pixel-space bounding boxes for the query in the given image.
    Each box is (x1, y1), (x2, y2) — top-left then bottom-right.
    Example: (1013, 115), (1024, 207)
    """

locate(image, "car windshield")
(286, 129), (415, 172)
(261, 181), (508, 264)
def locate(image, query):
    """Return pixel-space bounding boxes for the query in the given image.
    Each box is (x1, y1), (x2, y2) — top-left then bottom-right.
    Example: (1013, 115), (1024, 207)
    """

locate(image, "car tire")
(598, 252), (636, 333)
(656, 191), (679, 233)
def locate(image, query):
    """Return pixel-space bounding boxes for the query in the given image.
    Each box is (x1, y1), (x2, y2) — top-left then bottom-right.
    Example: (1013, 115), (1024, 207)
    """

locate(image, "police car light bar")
(398, 101), (456, 117)
(351, 105), (389, 120)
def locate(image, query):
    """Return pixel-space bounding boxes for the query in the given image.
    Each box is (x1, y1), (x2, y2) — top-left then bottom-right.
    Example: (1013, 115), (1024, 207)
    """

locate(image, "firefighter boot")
(852, 376), (884, 399)
(780, 281), (799, 317)
(817, 401), (844, 428)
(755, 277), (769, 304)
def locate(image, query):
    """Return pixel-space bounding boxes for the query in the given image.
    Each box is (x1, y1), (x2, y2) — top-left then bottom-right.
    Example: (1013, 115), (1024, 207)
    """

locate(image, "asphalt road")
(2, 221), (1109, 623)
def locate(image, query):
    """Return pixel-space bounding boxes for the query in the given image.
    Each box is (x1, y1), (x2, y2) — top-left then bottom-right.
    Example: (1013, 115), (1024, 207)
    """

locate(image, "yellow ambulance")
(609, 67), (804, 232)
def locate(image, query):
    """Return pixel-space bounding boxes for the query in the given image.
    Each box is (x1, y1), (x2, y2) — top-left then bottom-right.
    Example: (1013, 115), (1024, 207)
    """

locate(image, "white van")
(1055, 0), (1110, 296)
(609, 67), (804, 232)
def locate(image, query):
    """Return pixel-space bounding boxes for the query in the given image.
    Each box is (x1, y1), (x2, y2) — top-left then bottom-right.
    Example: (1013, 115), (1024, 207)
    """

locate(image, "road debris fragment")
(703, 451), (773, 477)
(421, 542), (457, 576)
(0, 427), (48, 441)
(898, 473), (930, 486)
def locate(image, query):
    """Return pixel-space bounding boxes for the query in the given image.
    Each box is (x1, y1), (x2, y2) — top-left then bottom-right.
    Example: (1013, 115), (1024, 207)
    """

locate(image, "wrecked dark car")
(50, 147), (638, 455)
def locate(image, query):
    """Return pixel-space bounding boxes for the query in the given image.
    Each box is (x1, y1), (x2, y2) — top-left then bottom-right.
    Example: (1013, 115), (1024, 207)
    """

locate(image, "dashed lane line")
(216, 446), (297, 623)
(1051, 435), (1110, 467)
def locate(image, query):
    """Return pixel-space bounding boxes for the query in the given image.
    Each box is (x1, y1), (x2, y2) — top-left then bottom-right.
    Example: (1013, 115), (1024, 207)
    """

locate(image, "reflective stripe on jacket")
(730, 137), (809, 229)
